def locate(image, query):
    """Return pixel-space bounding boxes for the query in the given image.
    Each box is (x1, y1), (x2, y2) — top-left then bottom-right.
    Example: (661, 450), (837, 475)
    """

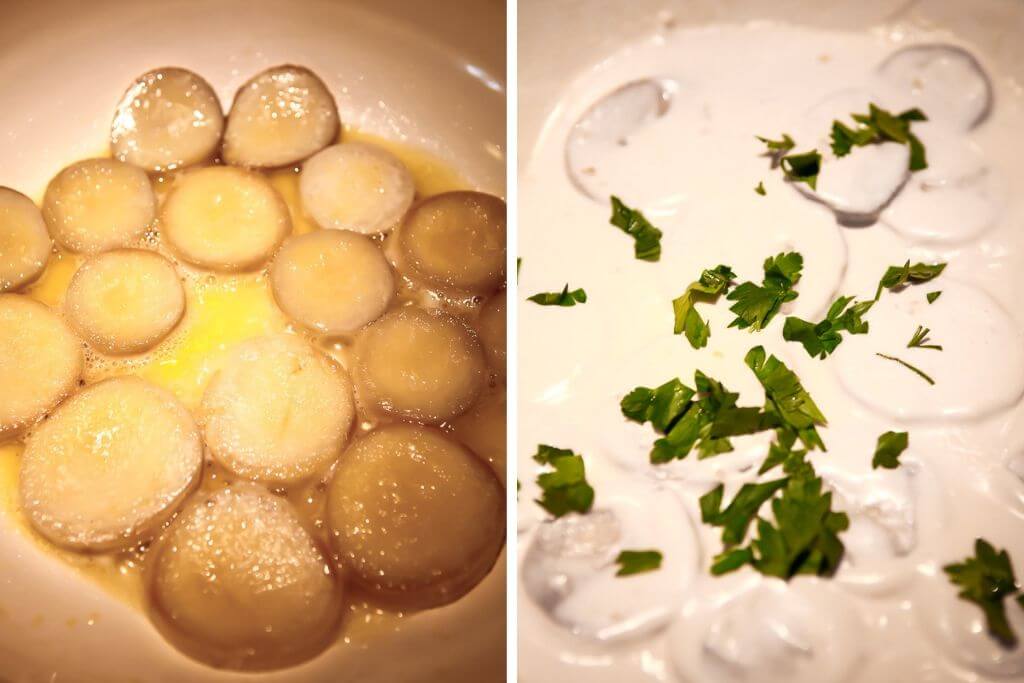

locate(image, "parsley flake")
(908, 325), (942, 351)
(945, 539), (1022, 646)
(780, 150), (822, 189)
(621, 372), (772, 464)
(672, 265), (736, 349)
(533, 445), (595, 518)
(527, 285), (587, 307)
(727, 252), (803, 332)
(757, 134), (796, 156)
(927, 290), (942, 304)
(609, 196), (662, 262)
(755, 181), (766, 196)
(745, 346), (827, 451)
(615, 550), (663, 576)
(708, 456), (849, 579)
(831, 104), (929, 170)
(872, 431), (909, 469)
(875, 352), (936, 385)
(875, 261), (946, 300)
(783, 295), (873, 359)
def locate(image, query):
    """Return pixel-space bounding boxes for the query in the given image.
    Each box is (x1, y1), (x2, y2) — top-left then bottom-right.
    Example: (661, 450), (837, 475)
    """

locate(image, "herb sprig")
(727, 252), (803, 332)
(527, 285), (587, 307)
(672, 265), (735, 349)
(533, 445), (595, 518)
(945, 539), (1024, 646)
(609, 196), (662, 262)
(615, 550), (663, 576)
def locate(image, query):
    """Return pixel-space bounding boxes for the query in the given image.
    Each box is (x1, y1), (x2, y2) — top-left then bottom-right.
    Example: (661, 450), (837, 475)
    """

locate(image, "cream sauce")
(519, 21), (1024, 683)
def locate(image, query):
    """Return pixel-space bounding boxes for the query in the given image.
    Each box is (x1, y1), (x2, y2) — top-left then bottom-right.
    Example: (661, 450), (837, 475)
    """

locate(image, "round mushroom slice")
(64, 249), (185, 356)
(270, 230), (394, 335)
(111, 67), (224, 172)
(0, 295), (83, 438)
(19, 377), (202, 551)
(354, 308), (487, 424)
(0, 188), (50, 292)
(399, 191), (507, 295)
(42, 158), (156, 254)
(202, 335), (355, 485)
(299, 143), (415, 234)
(149, 484), (342, 670)
(876, 44), (993, 131)
(161, 166), (291, 271)
(223, 65), (339, 168)
(326, 424), (504, 608)
(477, 290), (506, 378)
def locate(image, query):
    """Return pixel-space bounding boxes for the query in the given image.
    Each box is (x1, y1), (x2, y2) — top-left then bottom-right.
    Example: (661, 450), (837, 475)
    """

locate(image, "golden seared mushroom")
(477, 290), (506, 378)
(201, 335), (355, 485)
(42, 158), (156, 254)
(161, 166), (290, 271)
(399, 191), (507, 295)
(0, 188), (51, 292)
(111, 67), (224, 172)
(19, 377), (202, 552)
(299, 142), (415, 234)
(64, 250), (185, 356)
(270, 230), (394, 335)
(0, 295), (83, 438)
(223, 65), (339, 168)
(326, 424), (504, 608)
(149, 483), (343, 670)
(354, 308), (487, 424)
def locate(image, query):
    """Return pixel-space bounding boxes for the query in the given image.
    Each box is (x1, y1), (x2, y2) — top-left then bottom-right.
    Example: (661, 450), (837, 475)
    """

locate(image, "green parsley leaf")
(757, 429), (807, 475)
(727, 252), (803, 331)
(527, 284), (587, 307)
(780, 150), (822, 189)
(711, 459), (849, 580)
(701, 478), (788, 546)
(846, 104), (929, 171)
(672, 265), (736, 349)
(622, 371), (760, 464)
(517, 257), (522, 276)
(756, 133), (796, 155)
(745, 346), (827, 451)
(875, 260), (946, 300)
(615, 549), (663, 576)
(944, 539), (1021, 647)
(927, 290), (942, 304)
(755, 181), (766, 196)
(908, 325), (942, 351)
(783, 295), (873, 359)
(872, 431), (909, 469)
(533, 445), (595, 518)
(875, 352), (936, 385)
(830, 120), (875, 157)
(609, 196), (663, 261)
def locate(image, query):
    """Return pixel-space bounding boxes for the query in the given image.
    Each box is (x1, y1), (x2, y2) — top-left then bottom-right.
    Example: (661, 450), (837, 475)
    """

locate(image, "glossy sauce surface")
(519, 21), (1024, 683)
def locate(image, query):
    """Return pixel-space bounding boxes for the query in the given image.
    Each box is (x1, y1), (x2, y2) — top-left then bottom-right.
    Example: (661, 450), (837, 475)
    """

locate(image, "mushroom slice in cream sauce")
(520, 20), (1024, 683)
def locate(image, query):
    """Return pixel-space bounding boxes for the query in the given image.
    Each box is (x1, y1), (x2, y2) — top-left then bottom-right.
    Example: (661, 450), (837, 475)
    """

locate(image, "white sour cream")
(519, 20), (1024, 683)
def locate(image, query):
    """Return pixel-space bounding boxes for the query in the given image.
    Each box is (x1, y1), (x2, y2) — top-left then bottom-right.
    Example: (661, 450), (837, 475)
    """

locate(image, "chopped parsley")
(727, 252), (803, 332)
(945, 539), (1023, 646)
(755, 181), (766, 195)
(757, 133), (796, 156)
(701, 478), (788, 546)
(621, 372), (757, 463)
(609, 196), (662, 262)
(872, 431), (909, 469)
(615, 550), (663, 576)
(907, 325), (942, 351)
(745, 346), (827, 451)
(672, 265), (736, 349)
(533, 445), (595, 518)
(707, 454), (849, 579)
(927, 290), (942, 304)
(780, 150), (822, 189)
(783, 295), (873, 359)
(875, 261), (947, 300)
(527, 285), (587, 307)
(830, 104), (929, 171)
(875, 352), (935, 385)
